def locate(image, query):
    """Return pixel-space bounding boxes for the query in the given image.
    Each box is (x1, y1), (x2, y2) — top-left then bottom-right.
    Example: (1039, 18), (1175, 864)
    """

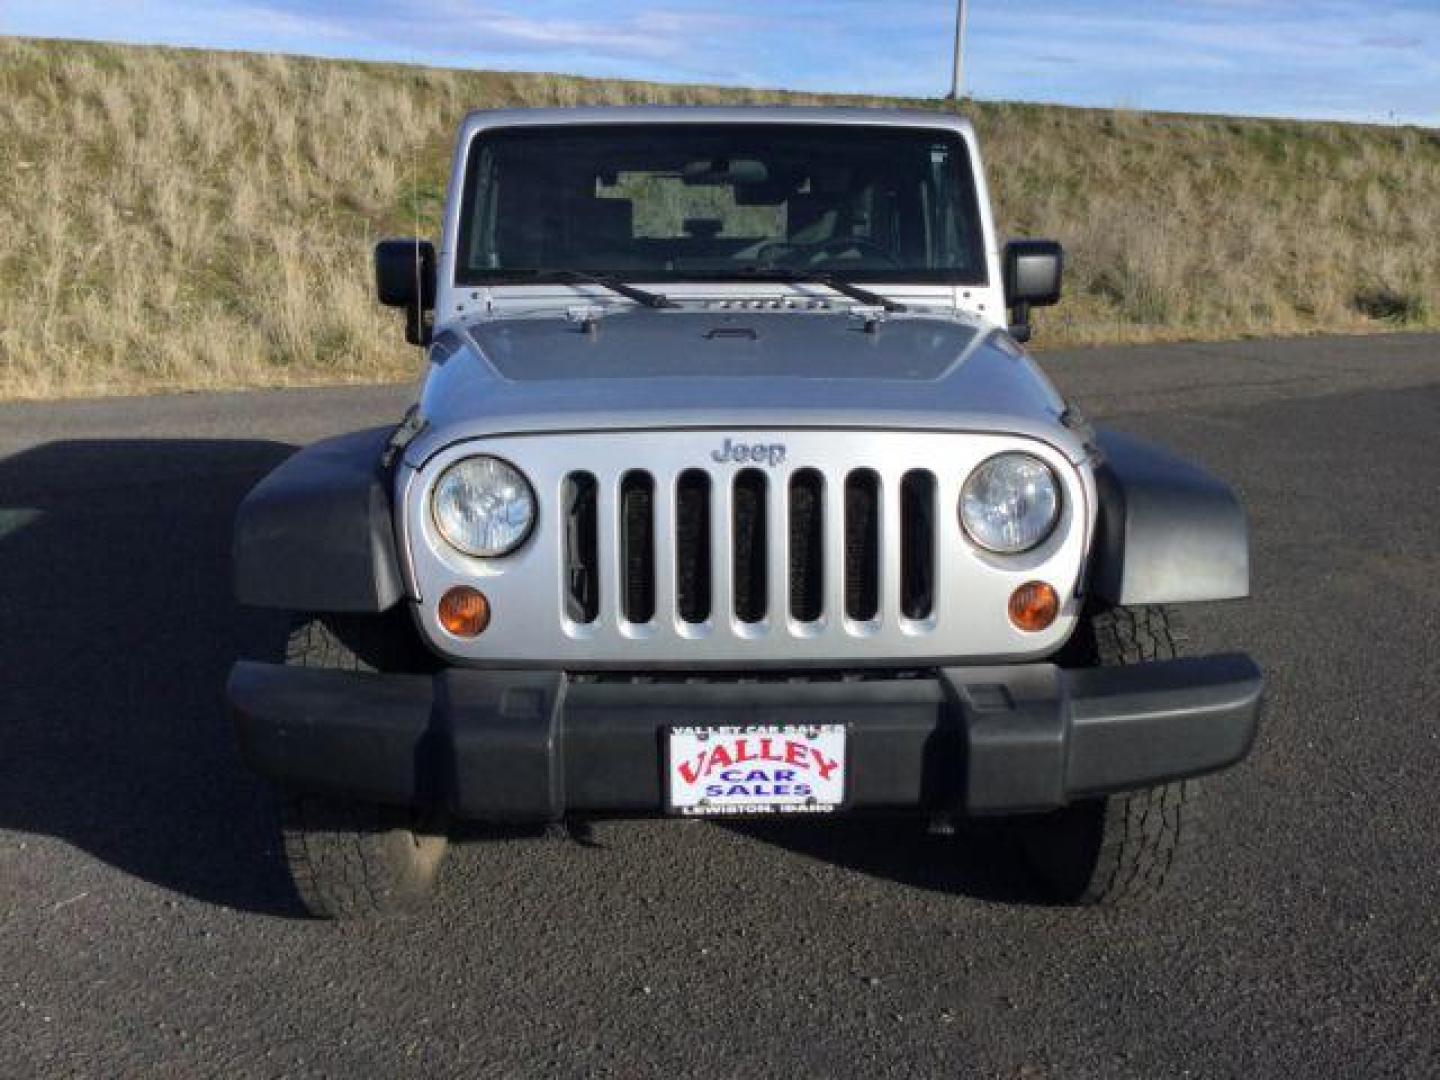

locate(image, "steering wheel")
(753, 236), (901, 268)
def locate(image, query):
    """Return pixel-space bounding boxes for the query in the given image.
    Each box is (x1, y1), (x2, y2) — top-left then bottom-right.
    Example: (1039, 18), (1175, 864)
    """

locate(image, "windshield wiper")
(514, 269), (676, 309)
(732, 267), (907, 313)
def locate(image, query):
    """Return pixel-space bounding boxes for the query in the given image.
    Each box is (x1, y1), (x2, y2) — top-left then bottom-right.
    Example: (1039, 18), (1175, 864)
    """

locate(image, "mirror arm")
(1008, 300), (1032, 345)
(405, 303), (433, 347)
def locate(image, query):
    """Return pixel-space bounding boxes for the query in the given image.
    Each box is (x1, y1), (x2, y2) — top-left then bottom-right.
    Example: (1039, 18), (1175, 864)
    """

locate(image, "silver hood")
(405, 307), (1084, 466)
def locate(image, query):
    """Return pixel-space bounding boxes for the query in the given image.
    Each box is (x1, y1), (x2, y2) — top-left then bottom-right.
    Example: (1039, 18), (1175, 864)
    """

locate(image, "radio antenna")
(412, 135), (424, 348)
(948, 0), (969, 101)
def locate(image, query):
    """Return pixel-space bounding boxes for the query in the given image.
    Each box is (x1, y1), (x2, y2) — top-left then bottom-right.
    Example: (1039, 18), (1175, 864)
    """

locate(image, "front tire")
(275, 613), (448, 919)
(1020, 605), (1201, 905)
(279, 793), (447, 920)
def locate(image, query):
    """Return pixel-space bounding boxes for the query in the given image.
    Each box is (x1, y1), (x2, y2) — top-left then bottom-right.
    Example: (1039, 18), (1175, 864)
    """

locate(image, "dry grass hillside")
(1, 36), (1436, 399)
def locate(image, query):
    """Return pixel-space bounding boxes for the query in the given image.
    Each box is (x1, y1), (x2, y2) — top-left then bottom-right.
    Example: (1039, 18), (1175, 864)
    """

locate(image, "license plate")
(666, 725), (847, 816)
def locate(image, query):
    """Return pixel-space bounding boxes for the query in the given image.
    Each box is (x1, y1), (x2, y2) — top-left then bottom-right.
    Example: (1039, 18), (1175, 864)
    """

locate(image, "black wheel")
(278, 792), (447, 920)
(1020, 605), (1201, 905)
(275, 612), (448, 919)
(284, 608), (440, 674)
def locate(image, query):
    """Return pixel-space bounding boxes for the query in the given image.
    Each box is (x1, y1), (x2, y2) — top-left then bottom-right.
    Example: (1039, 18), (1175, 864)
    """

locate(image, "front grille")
(564, 462), (938, 630)
(410, 428), (1087, 665)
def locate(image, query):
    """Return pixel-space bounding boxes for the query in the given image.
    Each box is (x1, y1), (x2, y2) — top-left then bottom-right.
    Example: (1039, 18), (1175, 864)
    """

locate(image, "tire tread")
(274, 614), (446, 919)
(1022, 604), (1200, 906)
(279, 793), (444, 919)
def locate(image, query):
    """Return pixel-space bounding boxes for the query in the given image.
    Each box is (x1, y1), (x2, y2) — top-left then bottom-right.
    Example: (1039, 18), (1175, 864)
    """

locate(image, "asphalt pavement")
(1, 332), (1437, 1077)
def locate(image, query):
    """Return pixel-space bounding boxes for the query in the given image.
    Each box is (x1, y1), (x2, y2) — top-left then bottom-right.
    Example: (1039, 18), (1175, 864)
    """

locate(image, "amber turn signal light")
(438, 586), (491, 637)
(1008, 581), (1059, 632)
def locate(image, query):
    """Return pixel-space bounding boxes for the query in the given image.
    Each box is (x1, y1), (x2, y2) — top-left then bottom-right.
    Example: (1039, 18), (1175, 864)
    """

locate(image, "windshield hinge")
(566, 304), (608, 335)
(382, 404), (428, 468)
(848, 305), (889, 334)
(1059, 401), (1097, 449)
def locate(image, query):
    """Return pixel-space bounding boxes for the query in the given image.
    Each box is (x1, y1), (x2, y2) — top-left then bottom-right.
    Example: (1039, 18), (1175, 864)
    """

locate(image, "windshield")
(456, 123), (988, 286)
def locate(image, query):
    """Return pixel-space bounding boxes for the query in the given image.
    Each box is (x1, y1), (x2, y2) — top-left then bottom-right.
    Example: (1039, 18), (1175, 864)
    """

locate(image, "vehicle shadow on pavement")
(0, 438), (1052, 915)
(721, 817), (1047, 904)
(0, 439), (306, 917)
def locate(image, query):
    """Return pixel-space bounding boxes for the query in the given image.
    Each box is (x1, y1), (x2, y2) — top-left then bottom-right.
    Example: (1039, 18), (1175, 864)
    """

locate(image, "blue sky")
(4, 0), (1437, 126)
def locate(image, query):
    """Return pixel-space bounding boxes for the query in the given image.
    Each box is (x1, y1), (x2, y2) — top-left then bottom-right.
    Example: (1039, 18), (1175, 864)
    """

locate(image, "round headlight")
(431, 456), (536, 557)
(960, 453), (1060, 554)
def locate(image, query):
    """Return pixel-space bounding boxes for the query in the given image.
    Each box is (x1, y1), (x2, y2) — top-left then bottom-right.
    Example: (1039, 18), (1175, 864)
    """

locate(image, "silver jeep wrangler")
(228, 107), (1262, 918)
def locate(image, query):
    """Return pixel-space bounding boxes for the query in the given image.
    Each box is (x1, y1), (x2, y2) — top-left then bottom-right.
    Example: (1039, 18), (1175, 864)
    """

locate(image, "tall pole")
(948, 0), (969, 100)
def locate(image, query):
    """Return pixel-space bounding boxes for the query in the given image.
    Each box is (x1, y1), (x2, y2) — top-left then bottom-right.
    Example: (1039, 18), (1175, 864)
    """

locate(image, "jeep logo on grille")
(711, 438), (787, 467)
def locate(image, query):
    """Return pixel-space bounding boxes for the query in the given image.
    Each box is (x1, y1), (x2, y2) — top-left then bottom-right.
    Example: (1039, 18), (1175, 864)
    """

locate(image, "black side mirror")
(1003, 240), (1064, 344)
(375, 239), (437, 346)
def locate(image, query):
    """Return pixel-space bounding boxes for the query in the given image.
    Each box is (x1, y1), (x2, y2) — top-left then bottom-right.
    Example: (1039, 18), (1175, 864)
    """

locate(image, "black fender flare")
(1089, 428), (1250, 606)
(233, 427), (405, 612)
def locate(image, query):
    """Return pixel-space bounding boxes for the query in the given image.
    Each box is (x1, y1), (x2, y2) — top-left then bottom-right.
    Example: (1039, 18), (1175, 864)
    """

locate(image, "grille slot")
(675, 470), (711, 624)
(563, 472), (599, 623)
(900, 470), (936, 620)
(844, 470), (880, 621)
(620, 471), (655, 624)
(788, 469), (825, 622)
(732, 469), (768, 623)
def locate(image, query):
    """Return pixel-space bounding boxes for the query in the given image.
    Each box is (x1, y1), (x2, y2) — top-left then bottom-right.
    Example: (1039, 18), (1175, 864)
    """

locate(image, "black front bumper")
(228, 656), (1262, 820)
